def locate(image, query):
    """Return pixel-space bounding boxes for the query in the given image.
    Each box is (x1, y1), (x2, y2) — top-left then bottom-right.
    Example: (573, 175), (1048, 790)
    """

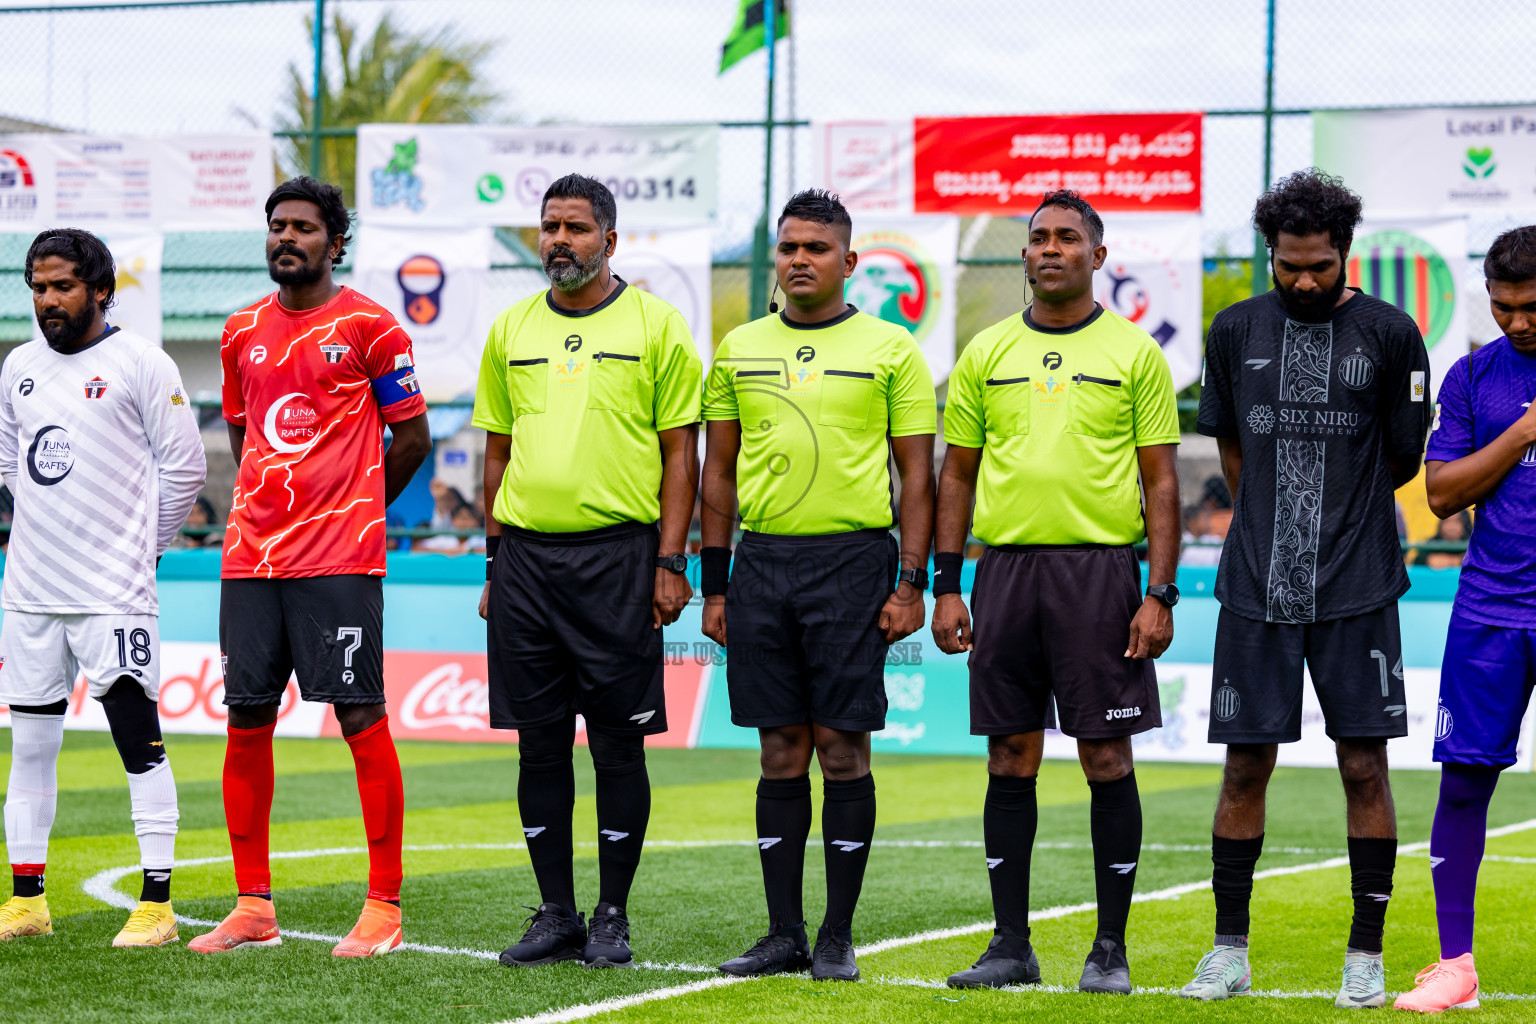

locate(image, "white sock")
(3, 711), (64, 867)
(127, 758), (179, 871)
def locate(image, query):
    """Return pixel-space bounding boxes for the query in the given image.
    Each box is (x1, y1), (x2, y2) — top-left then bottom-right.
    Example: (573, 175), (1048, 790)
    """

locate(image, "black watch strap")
(897, 567), (929, 592)
(655, 554), (688, 575)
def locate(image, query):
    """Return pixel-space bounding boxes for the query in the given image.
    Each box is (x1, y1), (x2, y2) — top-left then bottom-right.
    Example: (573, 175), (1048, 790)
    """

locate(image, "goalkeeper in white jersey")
(0, 229), (206, 947)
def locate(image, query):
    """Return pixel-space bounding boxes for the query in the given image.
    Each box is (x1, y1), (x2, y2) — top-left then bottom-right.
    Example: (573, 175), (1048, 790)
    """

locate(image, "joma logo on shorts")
(1105, 706), (1142, 721)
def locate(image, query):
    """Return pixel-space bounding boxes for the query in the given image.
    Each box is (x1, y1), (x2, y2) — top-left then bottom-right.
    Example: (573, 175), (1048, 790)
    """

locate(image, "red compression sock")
(345, 716), (405, 903)
(224, 722), (277, 896)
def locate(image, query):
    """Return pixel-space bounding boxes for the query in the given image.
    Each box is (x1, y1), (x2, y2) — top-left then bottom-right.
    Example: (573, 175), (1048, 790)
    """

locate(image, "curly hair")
(265, 176), (352, 266)
(1030, 189), (1104, 247)
(1484, 225), (1536, 284)
(1252, 169), (1364, 255)
(24, 228), (117, 310)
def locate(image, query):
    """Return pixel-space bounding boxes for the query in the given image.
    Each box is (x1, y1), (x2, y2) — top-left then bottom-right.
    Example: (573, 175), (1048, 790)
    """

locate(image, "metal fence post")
(749, 0), (778, 320)
(1250, 0), (1276, 296)
(309, 0), (326, 180)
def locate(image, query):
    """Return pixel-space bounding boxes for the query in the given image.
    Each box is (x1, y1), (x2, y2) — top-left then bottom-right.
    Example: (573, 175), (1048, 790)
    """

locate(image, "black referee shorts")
(724, 527), (898, 732)
(220, 575), (385, 706)
(486, 520), (666, 735)
(968, 544), (1160, 739)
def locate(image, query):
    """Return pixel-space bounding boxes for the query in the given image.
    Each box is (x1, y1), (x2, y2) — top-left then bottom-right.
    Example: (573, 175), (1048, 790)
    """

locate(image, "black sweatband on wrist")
(701, 546), (732, 597)
(932, 552), (964, 595)
(485, 534), (501, 581)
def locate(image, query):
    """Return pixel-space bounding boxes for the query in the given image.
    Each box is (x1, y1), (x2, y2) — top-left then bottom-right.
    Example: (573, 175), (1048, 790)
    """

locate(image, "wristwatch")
(897, 567), (929, 592)
(1147, 583), (1180, 608)
(655, 554), (688, 575)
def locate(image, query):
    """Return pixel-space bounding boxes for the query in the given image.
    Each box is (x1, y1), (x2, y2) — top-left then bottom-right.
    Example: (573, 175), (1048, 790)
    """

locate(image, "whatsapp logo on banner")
(1462, 147), (1496, 179)
(1347, 230), (1457, 349)
(477, 174), (504, 203)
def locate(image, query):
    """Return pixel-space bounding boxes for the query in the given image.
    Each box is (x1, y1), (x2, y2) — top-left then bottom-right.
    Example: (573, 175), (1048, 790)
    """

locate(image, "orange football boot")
(187, 895), (281, 953)
(331, 898), (402, 958)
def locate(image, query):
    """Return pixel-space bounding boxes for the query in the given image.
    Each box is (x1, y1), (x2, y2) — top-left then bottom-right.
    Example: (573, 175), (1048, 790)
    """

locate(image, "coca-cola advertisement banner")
(914, 113), (1203, 215)
(0, 642), (710, 749)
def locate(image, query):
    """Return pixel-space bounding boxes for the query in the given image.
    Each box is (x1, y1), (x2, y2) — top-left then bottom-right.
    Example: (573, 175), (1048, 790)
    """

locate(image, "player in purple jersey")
(1395, 227), (1536, 1013)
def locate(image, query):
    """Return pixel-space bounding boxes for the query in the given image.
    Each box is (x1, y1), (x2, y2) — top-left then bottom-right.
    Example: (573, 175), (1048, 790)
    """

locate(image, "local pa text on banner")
(1347, 217), (1469, 401)
(357, 124), (718, 227)
(353, 224), (495, 403)
(1096, 214), (1203, 391)
(846, 216), (959, 383)
(814, 114), (1202, 215)
(0, 133), (273, 229)
(1315, 107), (1536, 217)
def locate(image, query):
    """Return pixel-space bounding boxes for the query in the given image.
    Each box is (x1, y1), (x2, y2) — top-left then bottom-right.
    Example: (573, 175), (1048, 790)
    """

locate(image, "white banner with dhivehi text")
(1315, 107), (1536, 217)
(1347, 217), (1469, 402)
(99, 230), (164, 345)
(357, 124), (717, 227)
(0, 133), (272, 230)
(1096, 213), (1204, 391)
(813, 120), (916, 214)
(609, 223), (714, 367)
(846, 216), (959, 383)
(353, 224), (495, 403)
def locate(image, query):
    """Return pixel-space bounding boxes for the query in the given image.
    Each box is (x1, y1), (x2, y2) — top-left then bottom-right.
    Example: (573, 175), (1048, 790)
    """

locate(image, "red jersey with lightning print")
(220, 287), (425, 579)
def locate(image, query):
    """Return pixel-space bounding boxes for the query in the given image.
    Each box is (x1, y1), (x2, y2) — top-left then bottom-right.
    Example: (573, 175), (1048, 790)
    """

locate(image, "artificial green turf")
(2, 730), (1534, 1024)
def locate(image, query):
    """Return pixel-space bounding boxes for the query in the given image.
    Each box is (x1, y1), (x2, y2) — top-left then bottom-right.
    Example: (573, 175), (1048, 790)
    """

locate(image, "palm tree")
(276, 10), (503, 202)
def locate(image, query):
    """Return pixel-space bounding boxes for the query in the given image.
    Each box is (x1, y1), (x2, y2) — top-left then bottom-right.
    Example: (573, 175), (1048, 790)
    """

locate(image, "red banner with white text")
(912, 113), (1203, 215)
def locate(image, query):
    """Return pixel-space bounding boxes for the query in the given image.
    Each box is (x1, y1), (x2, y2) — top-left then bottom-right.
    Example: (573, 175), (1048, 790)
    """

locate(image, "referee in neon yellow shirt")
(701, 190), (936, 982)
(933, 189), (1182, 995)
(473, 174), (702, 970)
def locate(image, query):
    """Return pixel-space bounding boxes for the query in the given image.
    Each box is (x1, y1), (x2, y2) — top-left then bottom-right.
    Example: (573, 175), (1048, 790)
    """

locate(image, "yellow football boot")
(0, 894), (53, 940)
(112, 901), (179, 947)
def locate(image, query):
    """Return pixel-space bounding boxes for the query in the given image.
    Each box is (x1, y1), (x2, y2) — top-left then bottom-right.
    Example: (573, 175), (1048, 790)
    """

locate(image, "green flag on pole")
(719, 0), (789, 74)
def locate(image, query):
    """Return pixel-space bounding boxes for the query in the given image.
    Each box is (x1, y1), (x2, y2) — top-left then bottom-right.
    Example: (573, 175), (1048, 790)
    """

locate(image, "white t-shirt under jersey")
(0, 327), (207, 615)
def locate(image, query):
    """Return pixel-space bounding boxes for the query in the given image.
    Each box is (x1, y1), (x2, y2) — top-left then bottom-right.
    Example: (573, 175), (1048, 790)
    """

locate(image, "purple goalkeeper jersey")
(1425, 336), (1536, 627)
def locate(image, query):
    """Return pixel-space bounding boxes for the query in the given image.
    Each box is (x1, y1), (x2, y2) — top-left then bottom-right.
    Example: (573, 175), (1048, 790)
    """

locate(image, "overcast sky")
(1, 0), (1533, 252)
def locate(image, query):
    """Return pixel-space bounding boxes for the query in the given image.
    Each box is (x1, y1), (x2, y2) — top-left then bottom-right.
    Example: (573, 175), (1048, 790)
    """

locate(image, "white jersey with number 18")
(0, 327), (207, 615)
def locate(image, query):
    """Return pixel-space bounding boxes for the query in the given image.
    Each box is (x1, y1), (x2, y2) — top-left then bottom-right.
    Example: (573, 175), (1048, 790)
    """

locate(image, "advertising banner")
(609, 223), (715, 366)
(100, 230), (164, 346)
(357, 124), (718, 227)
(815, 114), (1203, 216)
(845, 216), (960, 382)
(1096, 214), (1204, 390)
(813, 120), (916, 214)
(353, 224), (495, 402)
(1315, 107), (1536, 217)
(0, 133), (273, 229)
(0, 643), (708, 750)
(1348, 217), (1469, 400)
(914, 113), (1203, 215)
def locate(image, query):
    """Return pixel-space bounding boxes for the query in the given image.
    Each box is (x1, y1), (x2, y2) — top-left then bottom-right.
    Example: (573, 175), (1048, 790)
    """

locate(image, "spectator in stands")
(173, 496), (221, 549)
(417, 502), (485, 554)
(429, 478), (468, 531)
(1412, 511), (1472, 570)
(1180, 503), (1231, 568)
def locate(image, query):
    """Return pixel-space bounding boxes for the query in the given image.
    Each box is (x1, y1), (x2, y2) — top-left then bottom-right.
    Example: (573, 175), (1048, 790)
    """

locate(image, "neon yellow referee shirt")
(704, 307), (936, 535)
(944, 305), (1180, 546)
(473, 281), (702, 532)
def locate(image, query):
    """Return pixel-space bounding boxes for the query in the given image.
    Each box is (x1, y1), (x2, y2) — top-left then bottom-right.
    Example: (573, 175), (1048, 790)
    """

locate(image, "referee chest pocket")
(1067, 373), (1129, 439)
(983, 376), (1031, 438)
(588, 351), (643, 414)
(817, 369), (876, 429)
(506, 358), (548, 415)
(735, 369), (781, 431)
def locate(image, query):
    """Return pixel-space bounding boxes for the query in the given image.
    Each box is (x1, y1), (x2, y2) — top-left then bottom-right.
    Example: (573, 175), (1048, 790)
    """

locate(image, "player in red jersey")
(188, 178), (431, 958)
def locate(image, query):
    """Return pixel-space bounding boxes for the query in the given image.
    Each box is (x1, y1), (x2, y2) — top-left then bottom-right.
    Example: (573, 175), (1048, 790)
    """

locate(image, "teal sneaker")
(1335, 952), (1386, 1008)
(1180, 945), (1252, 1001)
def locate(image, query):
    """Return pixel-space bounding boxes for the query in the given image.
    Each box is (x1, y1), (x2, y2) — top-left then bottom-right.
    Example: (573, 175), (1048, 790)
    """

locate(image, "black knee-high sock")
(1347, 837), (1396, 954)
(591, 733), (650, 911)
(1212, 833), (1264, 946)
(984, 773), (1037, 941)
(757, 775), (812, 930)
(516, 724), (577, 912)
(1088, 771), (1141, 946)
(821, 773), (876, 940)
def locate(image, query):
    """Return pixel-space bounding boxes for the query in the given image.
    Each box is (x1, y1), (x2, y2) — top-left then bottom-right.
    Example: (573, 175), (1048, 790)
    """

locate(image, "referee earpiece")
(768, 280), (780, 315)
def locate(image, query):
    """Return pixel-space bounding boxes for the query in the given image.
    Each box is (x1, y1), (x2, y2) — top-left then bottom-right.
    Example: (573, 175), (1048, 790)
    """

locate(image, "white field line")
(78, 820), (1536, 1020)
(872, 977), (1536, 1001)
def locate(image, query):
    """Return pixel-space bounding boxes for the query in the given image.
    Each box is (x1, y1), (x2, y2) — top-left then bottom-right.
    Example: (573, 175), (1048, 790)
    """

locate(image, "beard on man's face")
(268, 243), (325, 287)
(1273, 265), (1349, 323)
(38, 295), (99, 349)
(543, 244), (604, 293)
